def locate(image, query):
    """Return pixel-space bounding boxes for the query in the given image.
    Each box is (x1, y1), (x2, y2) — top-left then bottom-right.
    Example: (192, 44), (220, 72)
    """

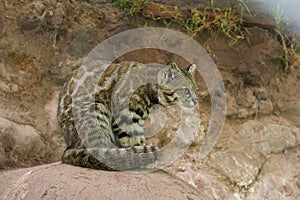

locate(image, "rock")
(0, 163), (202, 200)
(293, 127), (300, 145)
(236, 89), (256, 108)
(226, 93), (239, 117)
(252, 87), (268, 101)
(102, 7), (129, 36)
(0, 38), (9, 50)
(70, 32), (93, 57)
(238, 108), (254, 119)
(258, 99), (273, 115)
(210, 148), (265, 187)
(50, 55), (83, 80)
(175, 170), (235, 199)
(281, 100), (300, 127)
(16, 14), (40, 32)
(0, 63), (6, 78)
(0, 80), (19, 93)
(0, 80), (10, 92)
(246, 148), (300, 199)
(0, 16), (7, 38)
(93, 0), (107, 3)
(0, 116), (46, 168)
(104, 20), (128, 36)
(80, 0), (103, 4)
(44, 90), (59, 129)
(240, 120), (296, 155)
(226, 91), (257, 119)
(103, 9), (120, 24)
(44, 90), (65, 149)
(243, 68), (262, 87)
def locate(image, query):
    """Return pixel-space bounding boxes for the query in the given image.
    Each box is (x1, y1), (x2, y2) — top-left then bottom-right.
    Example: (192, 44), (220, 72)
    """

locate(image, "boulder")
(0, 162), (203, 200)
(239, 120), (296, 155)
(0, 116), (46, 168)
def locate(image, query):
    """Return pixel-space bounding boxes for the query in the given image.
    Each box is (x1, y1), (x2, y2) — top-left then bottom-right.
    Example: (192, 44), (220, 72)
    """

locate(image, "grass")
(113, 0), (300, 70)
(113, 0), (148, 16)
(184, 0), (250, 46)
(113, 0), (250, 46)
(186, 0), (247, 46)
(106, 0), (300, 72)
(270, 0), (300, 72)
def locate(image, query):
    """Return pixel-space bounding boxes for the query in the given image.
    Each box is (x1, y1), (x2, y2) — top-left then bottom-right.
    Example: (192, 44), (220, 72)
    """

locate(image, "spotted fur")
(57, 60), (198, 171)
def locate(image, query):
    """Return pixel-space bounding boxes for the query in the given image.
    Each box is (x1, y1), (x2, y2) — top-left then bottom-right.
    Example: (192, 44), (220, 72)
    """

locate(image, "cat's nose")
(192, 99), (197, 106)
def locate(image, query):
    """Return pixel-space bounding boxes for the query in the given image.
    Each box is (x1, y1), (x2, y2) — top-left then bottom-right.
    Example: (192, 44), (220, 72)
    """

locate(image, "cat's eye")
(182, 88), (191, 98)
(183, 88), (190, 94)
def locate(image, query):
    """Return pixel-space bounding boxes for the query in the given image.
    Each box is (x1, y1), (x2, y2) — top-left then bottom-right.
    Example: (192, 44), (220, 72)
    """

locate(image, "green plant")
(270, 0), (287, 29)
(183, 8), (207, 36)
(113, 0), (251, 46)
(270, 0), (300, 71)
(183, 0), (250, 46)
(113, 0), (148, 16)
(159, 5), (182, 23)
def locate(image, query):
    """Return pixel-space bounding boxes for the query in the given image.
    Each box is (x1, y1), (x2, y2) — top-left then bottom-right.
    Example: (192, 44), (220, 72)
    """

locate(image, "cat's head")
(157, 62), (198, 110)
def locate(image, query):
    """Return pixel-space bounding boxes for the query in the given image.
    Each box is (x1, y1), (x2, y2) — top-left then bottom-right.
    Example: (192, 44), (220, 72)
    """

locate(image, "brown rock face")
(0, 163), (202, 200)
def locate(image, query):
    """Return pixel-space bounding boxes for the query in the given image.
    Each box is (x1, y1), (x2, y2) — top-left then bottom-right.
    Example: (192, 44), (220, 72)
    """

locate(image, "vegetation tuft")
(113, 0), (300, 71)
(183, 0), (250, 46)
(112, 0), (148, 16)
(270, 0), (300, 72)
(113, 0), (250, 46)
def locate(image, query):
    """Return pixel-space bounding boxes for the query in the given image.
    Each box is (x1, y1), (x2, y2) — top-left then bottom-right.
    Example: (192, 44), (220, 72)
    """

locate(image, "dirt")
(0, 0), (299, 199)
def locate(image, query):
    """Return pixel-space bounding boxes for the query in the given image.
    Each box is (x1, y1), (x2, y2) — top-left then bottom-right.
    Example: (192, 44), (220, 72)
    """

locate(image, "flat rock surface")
(0, 163), (202, 200)
(1, 0), (300, 199)
(246, 148), (300, 199)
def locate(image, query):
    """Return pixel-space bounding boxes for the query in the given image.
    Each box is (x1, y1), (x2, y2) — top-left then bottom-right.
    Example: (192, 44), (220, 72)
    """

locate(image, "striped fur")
(57, 60), (198, 171)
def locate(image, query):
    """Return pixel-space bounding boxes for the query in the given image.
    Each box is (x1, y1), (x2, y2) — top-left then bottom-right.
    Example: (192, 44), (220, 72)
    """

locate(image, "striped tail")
(62, 146), (158, 171)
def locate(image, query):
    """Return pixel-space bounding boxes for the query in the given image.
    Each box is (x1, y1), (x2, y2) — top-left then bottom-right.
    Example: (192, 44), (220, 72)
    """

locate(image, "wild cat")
(57, 60), (198, 171)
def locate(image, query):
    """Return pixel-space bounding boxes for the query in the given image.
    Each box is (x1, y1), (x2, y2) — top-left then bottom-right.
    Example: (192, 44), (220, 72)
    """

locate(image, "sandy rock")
(236, 89), (256, 108)
(103, 9), (120, 24)
(210, 148), (265, 187)
(44, 90), (60, 130)
(252, 87), (268, 101)
(237, 108), (254, 119)
(17, 14), (40, 32)
(0, 163), (202, 200)
(0, 63), (17, 92)
(175, 170), (235, 199)
(258, 99), (273, 115)
(226, 92), (258, 119)
(44, 89), (65, 150)
(240, 120), (296, 155)
(0, 63), (5, 78)
(281, 100), (300, 127)
(92, 0), (108, 3)
(0, 15), (5, 37)
(0, 80), (10, 92)
(102, 7), (129, 36)
(226, 93), (239, 117)
(293, 127), (300, 145)
(70, 31), (93, 57)
(246, 148), (300, 200)
(0, 116), (46, 168)
(0, 38), (9, 50)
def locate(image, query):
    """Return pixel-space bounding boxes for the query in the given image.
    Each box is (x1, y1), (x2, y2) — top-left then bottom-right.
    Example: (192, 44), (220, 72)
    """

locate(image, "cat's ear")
(188, 64), (196, 76)
(167, 61), (178, 70)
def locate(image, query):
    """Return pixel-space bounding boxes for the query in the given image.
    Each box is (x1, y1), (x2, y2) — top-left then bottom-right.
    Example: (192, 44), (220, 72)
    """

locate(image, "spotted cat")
(57, 60), (198, 171)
